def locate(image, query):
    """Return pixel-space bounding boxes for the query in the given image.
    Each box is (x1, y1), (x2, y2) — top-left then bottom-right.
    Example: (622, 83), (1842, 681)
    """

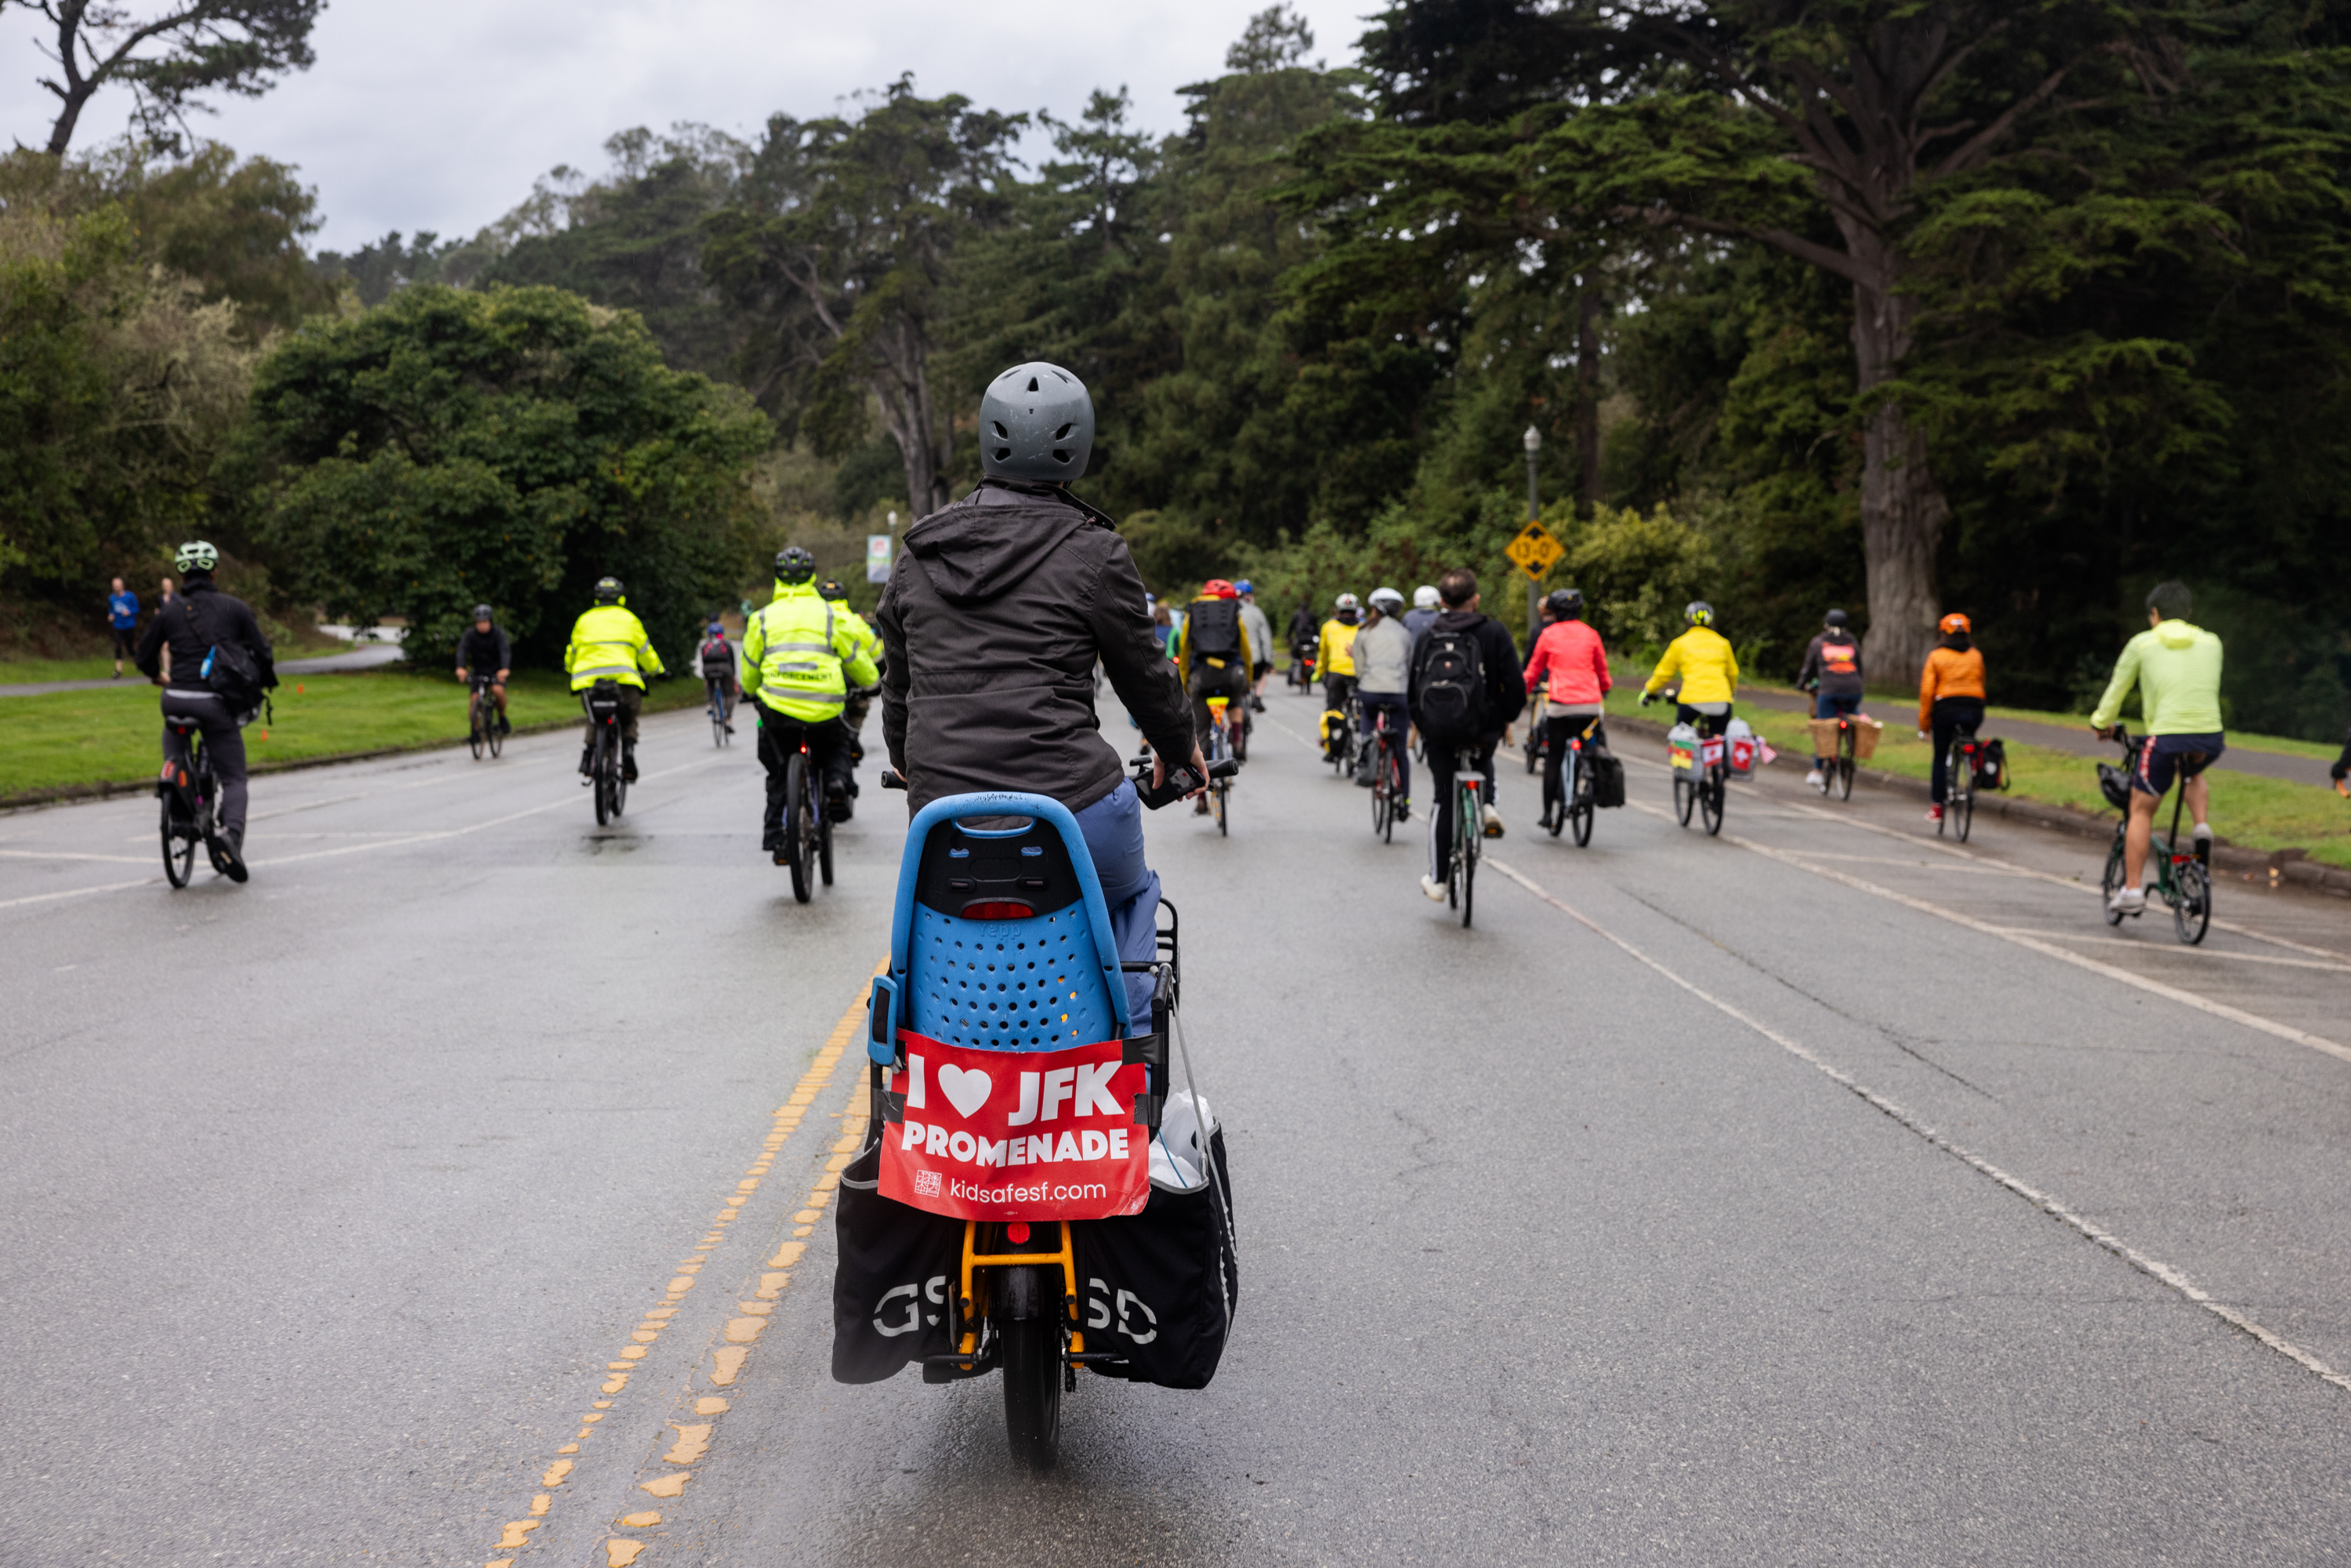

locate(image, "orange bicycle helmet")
(1940, 612), (1971, 636)
(1202, 578), (1239, 599)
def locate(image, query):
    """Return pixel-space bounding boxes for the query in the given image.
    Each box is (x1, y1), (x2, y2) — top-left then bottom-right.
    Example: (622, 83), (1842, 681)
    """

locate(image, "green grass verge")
(0, 665), (712, 799)
(1596, 682), (2351, 870)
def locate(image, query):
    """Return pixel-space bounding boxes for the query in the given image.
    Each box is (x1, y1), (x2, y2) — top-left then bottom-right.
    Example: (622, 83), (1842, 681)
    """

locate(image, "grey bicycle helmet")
(174, 540), (219, 574)
(472, 603), (494, 622)
(594, 577), (624, 605)
(979, 362), (1093, 482)
(1824, 608), (1849, 629)
(774, 547), (816, 585)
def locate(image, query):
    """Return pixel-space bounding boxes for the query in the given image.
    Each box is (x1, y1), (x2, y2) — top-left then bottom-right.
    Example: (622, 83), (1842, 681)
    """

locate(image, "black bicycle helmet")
(1545, 587), (1585, 620)
(1824, 608), (1849, 629)
(817, 578), (847, 602)
(593, 577), (624, 605)
(774, 547), (817, 585)
(979, 362), (1094, 482)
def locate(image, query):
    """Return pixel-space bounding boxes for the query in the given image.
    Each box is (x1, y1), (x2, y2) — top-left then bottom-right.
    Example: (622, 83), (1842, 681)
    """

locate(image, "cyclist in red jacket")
(1520, 587), (1610, 831)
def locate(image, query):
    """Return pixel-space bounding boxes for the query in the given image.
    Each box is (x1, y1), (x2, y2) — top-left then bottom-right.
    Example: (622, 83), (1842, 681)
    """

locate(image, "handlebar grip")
(1205, 758), (1241, 780)
(879, 769), (907, 791)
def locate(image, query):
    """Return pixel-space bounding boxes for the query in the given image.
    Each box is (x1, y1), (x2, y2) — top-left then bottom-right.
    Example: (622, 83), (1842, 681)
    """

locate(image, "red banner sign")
(878, 1030), (1150, 1221)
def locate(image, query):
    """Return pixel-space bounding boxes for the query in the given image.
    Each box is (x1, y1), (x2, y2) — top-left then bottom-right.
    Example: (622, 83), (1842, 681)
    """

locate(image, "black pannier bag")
(1590, 751), (1627, 808)
(1974, 737), (2009, 791)
(831, 1135), (963, 1383)
(1073, 1124), (1239, 1390)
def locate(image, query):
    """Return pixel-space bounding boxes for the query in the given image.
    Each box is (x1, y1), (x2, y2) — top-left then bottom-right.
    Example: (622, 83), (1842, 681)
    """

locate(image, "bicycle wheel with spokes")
(1370, 754), (1391, 840)
(160, 795), (194, 887)
(1700, 771), (1724, 837)
(1674, 776), (1695, 827)
(2172, 860), (2211, 945)
(1571, 773), (1595, 846)
(1951, 766), (1976, 842)
(784, 753), (814, 903)
(610, 744), (629, 819)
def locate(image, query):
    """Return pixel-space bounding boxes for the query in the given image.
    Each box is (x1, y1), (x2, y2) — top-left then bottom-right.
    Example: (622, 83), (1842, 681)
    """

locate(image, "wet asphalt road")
(3, 692), (2349, 1566)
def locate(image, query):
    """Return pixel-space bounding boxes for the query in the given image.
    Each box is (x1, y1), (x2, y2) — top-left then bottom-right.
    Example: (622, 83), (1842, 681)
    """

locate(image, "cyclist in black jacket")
(1408, 568), (1527, 901)
(135, 541), (277, 879)
(455, 606), (513, 734)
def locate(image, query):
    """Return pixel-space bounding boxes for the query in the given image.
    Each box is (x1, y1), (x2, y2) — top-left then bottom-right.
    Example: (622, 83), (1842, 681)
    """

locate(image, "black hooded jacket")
(876, 480), (1193, 813)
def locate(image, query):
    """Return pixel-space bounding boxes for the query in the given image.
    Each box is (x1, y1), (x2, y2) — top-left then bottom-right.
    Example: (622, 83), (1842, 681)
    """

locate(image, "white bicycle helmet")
(1369, 586), (1405, 612)
(1412, 585), (1440, 610)
(174, 540), (219, 574)
(1334, 592), (1360, 611)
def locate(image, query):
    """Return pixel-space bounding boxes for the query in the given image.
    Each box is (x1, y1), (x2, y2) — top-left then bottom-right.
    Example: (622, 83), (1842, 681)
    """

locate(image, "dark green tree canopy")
(240, 285), (770, 665)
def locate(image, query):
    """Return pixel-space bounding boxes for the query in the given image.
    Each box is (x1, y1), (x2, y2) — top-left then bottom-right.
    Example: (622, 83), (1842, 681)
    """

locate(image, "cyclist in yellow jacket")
(1317, 592), (1363, 760)
(1639, 601), (1741, 737)
(819, 576), (886, 768)
(744, 548), (881, 855)
(565, 577), (666, 780)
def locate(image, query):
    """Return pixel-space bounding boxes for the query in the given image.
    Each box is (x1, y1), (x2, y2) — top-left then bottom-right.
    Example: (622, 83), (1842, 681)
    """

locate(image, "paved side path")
(1741, 683), (2338, 788)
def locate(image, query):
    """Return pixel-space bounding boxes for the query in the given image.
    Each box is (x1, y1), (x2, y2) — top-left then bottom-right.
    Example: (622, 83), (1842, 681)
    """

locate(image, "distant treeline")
(8, 2), (2349, 735)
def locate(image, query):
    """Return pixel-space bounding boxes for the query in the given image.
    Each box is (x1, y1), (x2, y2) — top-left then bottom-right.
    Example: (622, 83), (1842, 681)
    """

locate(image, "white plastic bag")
(1150, 1089), (1217, 1192)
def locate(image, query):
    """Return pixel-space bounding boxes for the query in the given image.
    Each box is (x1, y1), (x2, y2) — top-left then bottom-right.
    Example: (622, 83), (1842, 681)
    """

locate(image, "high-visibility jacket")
(742, 581), (881, 722)
(841, 607), (884, 679)
(2089, 620), (2223, 737)
(565, 604), (665, 691)
(1643, 625), (1738, 704)
(1317, 617), (1359, 679)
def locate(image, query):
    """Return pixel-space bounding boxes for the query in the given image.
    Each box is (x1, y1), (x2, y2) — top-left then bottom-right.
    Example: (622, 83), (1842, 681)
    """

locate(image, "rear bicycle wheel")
(2101, 833), (2128, 924)
(712, 693), (727, 748)
(1215, 781), (1228, 837)
(784, 753), (813, 904)
(592, 733), (613, 826)
(1700, 770), (1724, 836)
(818, 803), (835, 886)
(1001, 1310), (1063, 1472)
(160, 795), (194, 887)
(1674, 776), (1695, 827)
(1370, 751), (1391, 840)
(1571, 772), (1595, 846)
(1836, 751), (1853, 800)
(2172, 860), (2212, 945)
(610, 748), (629, 819)
(1458, 783), (1478, 929)
(1952, 768), (1975, 842)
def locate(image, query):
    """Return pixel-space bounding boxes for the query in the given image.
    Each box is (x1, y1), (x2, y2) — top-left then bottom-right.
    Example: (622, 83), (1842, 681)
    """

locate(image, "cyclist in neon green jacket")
(745, 549), (881, 853)
(565, 577), (666, 780)
(2090, 580), (2226, 914)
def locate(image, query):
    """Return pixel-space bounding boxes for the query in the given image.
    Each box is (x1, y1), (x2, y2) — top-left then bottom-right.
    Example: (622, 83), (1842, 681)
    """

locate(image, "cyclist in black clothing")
(1410, 568), (1527, 900)
(135, 541), (277, 880)
(455, 606), (513, 733)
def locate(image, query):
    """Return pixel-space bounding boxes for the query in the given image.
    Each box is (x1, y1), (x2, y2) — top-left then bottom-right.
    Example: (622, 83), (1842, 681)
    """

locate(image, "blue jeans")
(1072, 779), (1159, 1030)
(1814, 690), (1860, 763)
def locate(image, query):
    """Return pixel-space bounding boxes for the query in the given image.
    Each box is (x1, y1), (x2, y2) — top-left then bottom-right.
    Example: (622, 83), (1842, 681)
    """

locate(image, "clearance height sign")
(880, 1031), (1150, 1220)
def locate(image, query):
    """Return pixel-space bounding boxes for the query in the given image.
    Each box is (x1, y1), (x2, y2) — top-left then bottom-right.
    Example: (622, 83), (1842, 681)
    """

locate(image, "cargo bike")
(832, 785), (1238, 1470)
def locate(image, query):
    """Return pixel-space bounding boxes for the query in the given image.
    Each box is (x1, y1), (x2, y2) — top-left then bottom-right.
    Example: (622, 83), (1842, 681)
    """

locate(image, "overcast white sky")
(2, 0), (1378, 252)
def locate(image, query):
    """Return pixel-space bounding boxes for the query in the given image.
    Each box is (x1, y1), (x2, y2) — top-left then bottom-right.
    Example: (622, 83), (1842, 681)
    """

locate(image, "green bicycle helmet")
(594, 577), (625, 605)
(979, 362), (1093, 482)
(174, 540), (219, 575)
(775, 547), (817, 585)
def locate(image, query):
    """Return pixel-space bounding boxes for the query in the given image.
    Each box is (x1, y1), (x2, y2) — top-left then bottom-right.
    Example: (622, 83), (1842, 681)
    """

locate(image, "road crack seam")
(485, 965), (880, 1568)
(1487, 854), (2351, 1398)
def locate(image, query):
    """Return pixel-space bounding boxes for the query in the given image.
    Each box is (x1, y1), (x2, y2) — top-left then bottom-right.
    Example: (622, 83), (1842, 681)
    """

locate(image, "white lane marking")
(1486, 854), (2351, 1396)
(1982, 926), (2351, 974)
(1618, 796), (2351, 1066)
(1623, 751), (2351, 964)
(0, 753), (726, 907)
(1764, 850), (2019, 876)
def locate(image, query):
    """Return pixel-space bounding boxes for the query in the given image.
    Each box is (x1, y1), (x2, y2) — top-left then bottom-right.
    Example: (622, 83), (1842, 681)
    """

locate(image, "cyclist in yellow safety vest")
(1317, 592), (1363, 755)
(817, 578), (886, 766)
(565, 576), (667, 780)
(1638, 600), (1740, 738)
(744, 549), (881, 856)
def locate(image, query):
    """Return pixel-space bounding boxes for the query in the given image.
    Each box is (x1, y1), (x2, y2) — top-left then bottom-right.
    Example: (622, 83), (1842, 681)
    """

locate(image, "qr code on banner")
(913, 1169), (942, 1197)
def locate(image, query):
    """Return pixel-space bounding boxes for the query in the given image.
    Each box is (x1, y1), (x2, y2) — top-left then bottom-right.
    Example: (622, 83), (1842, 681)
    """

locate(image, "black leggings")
(756, 708), (853, 831)
(1543, 713), (1606, 806)
(1930, 698), (1985, 804)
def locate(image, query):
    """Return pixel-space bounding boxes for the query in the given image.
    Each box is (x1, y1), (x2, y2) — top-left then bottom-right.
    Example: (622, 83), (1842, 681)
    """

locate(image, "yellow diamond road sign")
(1505, 520), (1563, 582)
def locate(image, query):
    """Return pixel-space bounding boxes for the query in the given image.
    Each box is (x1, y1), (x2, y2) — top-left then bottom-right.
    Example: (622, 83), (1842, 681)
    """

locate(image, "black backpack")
(1188, 598), (1242, 661)
(184, 595), (266, 714)
(1414, 621), (1488, 746)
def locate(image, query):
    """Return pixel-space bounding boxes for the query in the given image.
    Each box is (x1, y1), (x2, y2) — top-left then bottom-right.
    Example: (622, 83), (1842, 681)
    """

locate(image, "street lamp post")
(1523, 425), (1542, 649)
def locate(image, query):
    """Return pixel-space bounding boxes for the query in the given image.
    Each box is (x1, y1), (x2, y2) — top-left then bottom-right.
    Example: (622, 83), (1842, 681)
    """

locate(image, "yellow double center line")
(487, 969), (880, 1568)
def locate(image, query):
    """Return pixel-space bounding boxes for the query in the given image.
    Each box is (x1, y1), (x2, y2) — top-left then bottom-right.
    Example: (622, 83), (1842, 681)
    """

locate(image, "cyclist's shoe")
(1193, 795), (1212, 817)
(1395, 800), (1411, 822)
(1418, 875), (1447, 903)
(2193, 823), (2213, 864)
(578, 745), (594, 777)
(217, 828), (249, 884)
(622, 750), (639, 783)
(1804, 769), (1823, 788)
(2109, 885), (2146, 915)
(1925, 804), (1943, 823)
(762, 823), (783, 854)
(498, 715), (512, 735)
(1249, 694), (1266, 712)
(827, 788), (853, 823)
(1480, 802), (1505, 838)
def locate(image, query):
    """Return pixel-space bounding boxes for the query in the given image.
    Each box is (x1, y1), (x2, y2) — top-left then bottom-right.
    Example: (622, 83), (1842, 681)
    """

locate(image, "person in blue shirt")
(106, 578), (142, 678)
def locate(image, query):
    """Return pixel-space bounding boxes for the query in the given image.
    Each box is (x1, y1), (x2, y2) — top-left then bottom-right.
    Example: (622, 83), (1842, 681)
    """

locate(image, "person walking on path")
(1917, 614), (1987, 824)
(1798, 610), (1865, 788)
(2090, 581), (2226, 914)
(106, 578), (140, 677)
